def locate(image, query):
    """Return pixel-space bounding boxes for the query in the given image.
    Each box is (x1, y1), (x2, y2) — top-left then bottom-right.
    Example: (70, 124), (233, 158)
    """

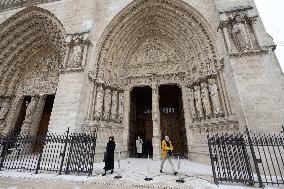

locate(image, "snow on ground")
(0, 158), (283, 189)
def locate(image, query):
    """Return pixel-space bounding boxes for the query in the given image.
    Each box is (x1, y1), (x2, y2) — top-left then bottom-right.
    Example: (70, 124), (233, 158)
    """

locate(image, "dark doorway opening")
(129, 87), (153, 157)
(159, 85), (188, 157)
(33, 95), (55, 152)
(13, 96), (31, 136)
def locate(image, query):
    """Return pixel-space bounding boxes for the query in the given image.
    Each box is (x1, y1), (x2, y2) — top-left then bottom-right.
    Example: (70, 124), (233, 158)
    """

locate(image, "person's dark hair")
(109, 136), (114, 141)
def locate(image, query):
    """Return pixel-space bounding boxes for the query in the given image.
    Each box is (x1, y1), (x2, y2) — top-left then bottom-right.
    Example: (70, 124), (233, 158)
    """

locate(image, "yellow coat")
(161, 140), (173, 159)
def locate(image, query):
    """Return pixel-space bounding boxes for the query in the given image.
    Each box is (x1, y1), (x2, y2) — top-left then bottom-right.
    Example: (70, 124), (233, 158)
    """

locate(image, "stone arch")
(95, 0), (222, 88)
(0, 6), (66, 133)
(0, 6), (66, 96)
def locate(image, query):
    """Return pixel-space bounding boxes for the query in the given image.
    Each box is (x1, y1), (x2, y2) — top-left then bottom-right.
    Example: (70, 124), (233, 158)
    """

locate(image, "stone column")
(122, 89), (130, 158)
(20, 96), (39, 136)
(29, 95), (46, 136)
(181, 86), (193, 159)
(152, 83), (161, 160)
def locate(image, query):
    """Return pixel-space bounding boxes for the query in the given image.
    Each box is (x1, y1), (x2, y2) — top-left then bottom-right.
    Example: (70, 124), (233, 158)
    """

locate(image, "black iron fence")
(207, 127), (284, 188)
(0, 128), (97, 175)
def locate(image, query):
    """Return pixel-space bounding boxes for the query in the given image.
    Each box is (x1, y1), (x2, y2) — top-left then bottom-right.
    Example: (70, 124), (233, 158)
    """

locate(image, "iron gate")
(207, 127), (284, 187)
(0, 128), (97, 175)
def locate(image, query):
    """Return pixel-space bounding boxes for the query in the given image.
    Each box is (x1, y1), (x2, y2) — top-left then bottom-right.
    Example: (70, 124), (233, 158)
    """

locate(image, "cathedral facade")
(0, 0), (283, 163)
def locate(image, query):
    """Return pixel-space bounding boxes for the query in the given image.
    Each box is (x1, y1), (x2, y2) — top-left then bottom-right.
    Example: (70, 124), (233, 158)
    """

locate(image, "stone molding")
(0, 0), (61, 12)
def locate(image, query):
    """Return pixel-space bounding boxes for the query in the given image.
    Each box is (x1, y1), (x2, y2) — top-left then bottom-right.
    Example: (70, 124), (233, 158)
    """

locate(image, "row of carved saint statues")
(188, 78), (225, 122)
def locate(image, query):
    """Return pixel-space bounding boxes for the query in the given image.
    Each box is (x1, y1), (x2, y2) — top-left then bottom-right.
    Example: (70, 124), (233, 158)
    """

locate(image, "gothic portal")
(0, 0), (283, 163)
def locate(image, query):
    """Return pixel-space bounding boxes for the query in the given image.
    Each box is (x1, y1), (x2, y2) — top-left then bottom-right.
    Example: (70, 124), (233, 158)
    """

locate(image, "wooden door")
(160, 110), (184, 156)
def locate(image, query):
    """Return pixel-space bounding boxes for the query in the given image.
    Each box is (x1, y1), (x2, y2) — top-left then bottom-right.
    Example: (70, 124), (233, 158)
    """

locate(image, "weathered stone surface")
(0, 0), (283, 164)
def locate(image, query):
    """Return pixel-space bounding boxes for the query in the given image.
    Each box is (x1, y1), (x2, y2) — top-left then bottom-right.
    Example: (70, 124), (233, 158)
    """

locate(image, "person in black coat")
(102, 136), (116, 176)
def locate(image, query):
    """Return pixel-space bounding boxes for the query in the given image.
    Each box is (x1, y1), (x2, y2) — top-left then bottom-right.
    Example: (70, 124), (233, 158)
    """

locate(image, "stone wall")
(0, 0), (283, 164)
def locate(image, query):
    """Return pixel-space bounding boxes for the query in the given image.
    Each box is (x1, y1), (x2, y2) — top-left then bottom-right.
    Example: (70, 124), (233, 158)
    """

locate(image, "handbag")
(103, 151), (107, 162)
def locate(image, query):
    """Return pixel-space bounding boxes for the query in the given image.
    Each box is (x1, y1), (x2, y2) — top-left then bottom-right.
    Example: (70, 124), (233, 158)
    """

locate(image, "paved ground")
(0, 177), (156, 189)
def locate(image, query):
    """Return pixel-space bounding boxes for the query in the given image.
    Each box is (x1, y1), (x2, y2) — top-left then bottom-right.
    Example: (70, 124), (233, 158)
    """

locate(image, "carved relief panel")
(64, 32), (90, 72)
(219, 6), (260, 55)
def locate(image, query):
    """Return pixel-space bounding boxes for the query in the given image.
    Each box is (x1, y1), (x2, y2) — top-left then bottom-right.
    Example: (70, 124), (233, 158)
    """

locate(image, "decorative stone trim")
(0, 0), (61, 12)
(229, 48), (269, 58)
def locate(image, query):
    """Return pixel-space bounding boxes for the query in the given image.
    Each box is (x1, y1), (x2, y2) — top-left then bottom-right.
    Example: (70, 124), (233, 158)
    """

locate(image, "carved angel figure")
(232, 14), (251, 52)
(201, 82), (212, 118)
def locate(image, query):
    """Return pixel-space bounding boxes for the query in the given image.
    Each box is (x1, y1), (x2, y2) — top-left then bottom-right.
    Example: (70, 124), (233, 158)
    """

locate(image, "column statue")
(194, 85), (204, 119)
(94, 85), (104, 120)
(110, 90), (118, 121)
(201, 82), (212, 118)
(118, 92), (124, 122)
(188, 88), (197, 121)
(208, 79), (222, 116)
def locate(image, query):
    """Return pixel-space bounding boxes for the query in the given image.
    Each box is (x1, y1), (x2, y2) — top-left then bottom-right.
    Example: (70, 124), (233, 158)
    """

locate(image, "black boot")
(174, 171), (178, 176)
(110, 169), (114, 174)
(160, 170), (163, 173)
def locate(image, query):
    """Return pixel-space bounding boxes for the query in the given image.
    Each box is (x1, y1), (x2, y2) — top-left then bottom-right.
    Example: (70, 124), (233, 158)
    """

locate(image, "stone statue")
(68, 44), (83, 68)
(208, 79), (222, 116)
(194, 85), (204, 119)
(201, 82), (212, 118)
(103, 88), (111, 121)
(0, 99), (11, 128)
(188, 88), (197, 120)
(94, 86), (104, 119)
(232, 14), (251, 52)
(110, 91), (118, 121)
(21, 96), (38, 134)
(118, 92), (124, 122)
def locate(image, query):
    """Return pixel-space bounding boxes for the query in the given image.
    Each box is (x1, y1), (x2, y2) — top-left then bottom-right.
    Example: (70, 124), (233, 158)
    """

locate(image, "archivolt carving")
(0, 6), (66, 132)
(95, 0), (221, 87)
(0, 6), (66, 97)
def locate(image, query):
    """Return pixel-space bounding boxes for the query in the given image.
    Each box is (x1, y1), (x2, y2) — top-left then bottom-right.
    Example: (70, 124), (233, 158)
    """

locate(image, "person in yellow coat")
(160, 136), (178, 175)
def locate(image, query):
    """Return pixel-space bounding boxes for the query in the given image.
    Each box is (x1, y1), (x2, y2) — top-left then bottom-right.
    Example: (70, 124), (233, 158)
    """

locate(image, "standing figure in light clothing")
(136, 136), (143, 158)
(160, 136), (178, 175)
